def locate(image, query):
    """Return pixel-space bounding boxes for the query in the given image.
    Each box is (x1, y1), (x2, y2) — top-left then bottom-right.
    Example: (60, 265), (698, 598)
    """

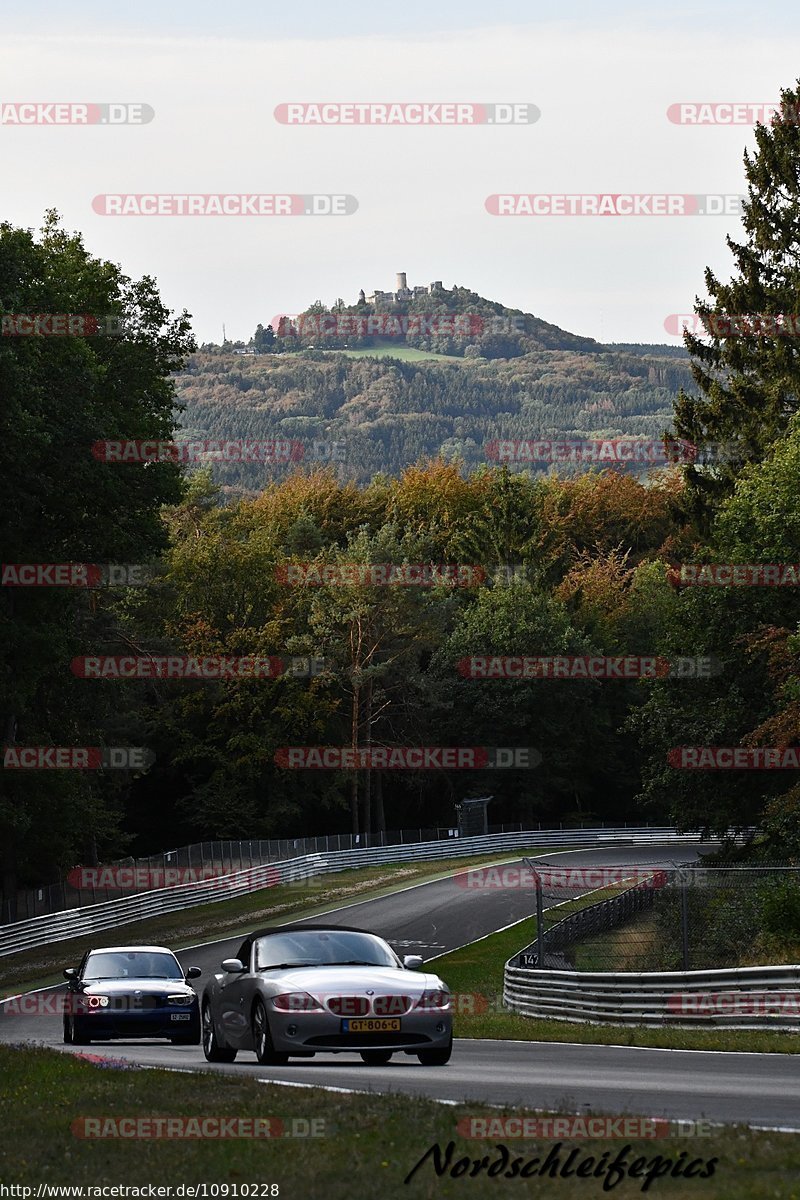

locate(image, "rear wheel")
(202, 1000), (237, 1063)
(360, 1050), (393, 1065)
(252, 999), (289, 1066)
(417, 1036), (452, 1066)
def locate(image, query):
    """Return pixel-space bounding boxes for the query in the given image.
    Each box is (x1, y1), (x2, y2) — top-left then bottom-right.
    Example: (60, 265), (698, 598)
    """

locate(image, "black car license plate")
(171, 1013), (191, 1021)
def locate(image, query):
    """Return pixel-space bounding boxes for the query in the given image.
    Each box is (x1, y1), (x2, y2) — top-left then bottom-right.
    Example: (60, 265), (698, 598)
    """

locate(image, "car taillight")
(414, 990), (451, 1010)
(272, 992), (325, 1012)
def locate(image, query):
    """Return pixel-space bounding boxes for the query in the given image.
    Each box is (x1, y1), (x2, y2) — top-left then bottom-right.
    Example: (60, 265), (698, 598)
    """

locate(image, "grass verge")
(1, 1045), (798, 1198)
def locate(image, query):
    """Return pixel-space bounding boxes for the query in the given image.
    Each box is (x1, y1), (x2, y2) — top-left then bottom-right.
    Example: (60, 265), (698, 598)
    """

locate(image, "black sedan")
(62, 945), (202, 1045)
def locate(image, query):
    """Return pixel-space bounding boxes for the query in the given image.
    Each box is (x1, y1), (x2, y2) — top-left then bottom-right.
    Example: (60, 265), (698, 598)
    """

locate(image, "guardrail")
(0, 826), (718, 957)
(6, 820), (699, 924)
(503, 962), (800, 1030)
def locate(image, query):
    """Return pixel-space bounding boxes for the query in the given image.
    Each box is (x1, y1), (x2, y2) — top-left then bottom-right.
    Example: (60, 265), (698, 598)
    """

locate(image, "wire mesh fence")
(510, 862), (800, 972)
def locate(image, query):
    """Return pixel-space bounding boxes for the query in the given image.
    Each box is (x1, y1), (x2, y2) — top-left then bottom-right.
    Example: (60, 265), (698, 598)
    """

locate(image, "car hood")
(81, 978), (194, 996)
(256, 965), (445, 994)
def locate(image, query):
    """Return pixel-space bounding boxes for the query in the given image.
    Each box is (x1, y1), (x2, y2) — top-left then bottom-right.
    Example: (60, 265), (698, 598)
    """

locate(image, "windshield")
(83, 951), (184, 981)
(254, 930), (399, 970)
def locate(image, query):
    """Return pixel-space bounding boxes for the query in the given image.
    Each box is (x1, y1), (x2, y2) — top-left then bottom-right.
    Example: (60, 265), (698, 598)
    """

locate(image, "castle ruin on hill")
(360, 273), (444, 306)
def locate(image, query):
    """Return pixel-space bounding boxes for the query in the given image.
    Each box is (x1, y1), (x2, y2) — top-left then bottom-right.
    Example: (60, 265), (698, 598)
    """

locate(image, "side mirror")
(185, 966), (202, 980)
(63, 968), (78, 980)
(403, 955), (424, 970)
(221, 958), (246, 974)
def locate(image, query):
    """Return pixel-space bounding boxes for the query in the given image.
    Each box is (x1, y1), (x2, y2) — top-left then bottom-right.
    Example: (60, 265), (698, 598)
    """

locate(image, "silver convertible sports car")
(201, 924), (453, 1066)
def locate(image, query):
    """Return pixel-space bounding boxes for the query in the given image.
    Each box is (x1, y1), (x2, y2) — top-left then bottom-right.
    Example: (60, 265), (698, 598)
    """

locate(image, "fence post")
(680, 880), (690, 970)
(535, 875), (545, 968)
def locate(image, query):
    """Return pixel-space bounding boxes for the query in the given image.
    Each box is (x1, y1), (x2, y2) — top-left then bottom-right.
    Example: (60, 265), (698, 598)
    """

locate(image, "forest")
(3, 85), (800, 913)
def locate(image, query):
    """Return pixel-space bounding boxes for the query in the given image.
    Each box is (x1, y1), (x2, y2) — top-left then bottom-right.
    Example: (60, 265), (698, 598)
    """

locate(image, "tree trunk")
(374, 769), (385, 836)
(362, 677), (372, 836)
(1, 711), (18, 922)
(350, 683), (360, 836)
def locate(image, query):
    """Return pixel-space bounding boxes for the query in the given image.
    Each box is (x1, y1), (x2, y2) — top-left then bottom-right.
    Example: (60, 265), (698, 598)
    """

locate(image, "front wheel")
(66, 1015), (91, 1046)
(417, 1037), (452, 1066)
(252, 999), (289, 1066)
(202, 1000), (237, 1063)
(360, 1050), (393, 1065)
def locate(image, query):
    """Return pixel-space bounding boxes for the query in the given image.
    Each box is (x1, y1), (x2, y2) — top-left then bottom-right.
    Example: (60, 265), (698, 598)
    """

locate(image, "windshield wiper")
(257, 961), (317, 970)
(323, 960), (381, 966)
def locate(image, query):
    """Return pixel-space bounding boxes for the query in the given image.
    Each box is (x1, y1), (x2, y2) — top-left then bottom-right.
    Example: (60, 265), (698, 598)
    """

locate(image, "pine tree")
(674, 81), (800, 522)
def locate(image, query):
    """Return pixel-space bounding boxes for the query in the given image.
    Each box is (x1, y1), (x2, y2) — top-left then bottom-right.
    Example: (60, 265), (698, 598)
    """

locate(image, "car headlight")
(84, 995), (110, 1010)
(272, 992), (325, 1012)
(167, 994), (195, 1006)
(414, 989), (451, 1011)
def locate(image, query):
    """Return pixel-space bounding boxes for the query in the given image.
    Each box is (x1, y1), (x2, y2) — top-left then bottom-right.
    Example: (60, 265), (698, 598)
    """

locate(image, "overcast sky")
(3, 2), (799, 345)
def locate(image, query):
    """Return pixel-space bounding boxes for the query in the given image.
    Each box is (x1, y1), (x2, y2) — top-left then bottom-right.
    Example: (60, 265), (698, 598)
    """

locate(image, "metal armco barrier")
(0, 827), (716, 957)
(503, 962), (800, 1030)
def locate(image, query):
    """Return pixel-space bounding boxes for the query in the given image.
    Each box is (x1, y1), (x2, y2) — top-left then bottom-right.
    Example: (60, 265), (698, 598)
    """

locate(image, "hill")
(178, 284), (693, 490)
(175, 346), (694, 491)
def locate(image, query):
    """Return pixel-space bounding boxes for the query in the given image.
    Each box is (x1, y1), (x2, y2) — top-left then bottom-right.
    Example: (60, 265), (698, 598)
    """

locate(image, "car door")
(216, 944), (253, 1048)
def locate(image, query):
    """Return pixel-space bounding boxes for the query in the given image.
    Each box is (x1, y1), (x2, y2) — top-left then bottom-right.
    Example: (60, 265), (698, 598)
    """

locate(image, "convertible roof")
(248, 924), (371, 939)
